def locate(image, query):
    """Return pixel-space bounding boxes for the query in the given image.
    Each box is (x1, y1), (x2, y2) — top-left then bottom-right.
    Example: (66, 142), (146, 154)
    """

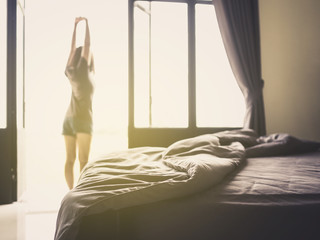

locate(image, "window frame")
(128, 0), (240, 148)
(0, 0), (25, 204)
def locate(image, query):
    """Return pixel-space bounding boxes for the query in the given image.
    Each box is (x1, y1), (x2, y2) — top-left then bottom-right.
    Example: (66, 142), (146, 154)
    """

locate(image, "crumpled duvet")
(54, 129), (320, 240)
(54, 129), (252, 240)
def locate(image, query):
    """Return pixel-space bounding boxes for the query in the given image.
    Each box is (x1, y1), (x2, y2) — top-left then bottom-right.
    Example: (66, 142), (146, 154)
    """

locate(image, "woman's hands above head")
(75, 17), (87, 25)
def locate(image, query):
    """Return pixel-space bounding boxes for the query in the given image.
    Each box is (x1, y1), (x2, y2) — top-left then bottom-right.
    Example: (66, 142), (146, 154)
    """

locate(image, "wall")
(260, 0), (320, 141)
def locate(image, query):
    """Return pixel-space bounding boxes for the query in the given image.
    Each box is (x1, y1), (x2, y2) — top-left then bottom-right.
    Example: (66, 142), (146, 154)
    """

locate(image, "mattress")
(77, 151), (320, 240)
(55, 130), (320, 240)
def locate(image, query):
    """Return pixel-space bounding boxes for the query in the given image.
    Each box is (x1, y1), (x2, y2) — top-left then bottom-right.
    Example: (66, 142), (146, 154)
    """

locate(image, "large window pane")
(134, 1), (150, 127)
(134, 2), (188, 127)
(0, 0), (7, 128)
(196, 4), (245, 127)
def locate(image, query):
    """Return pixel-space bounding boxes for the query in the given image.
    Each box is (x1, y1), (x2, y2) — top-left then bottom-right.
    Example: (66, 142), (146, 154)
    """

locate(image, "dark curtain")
(212, 0), (266, 136)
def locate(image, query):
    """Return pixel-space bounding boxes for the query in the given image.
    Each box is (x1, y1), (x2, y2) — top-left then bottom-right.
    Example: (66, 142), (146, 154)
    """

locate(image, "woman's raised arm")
(66, 17), (83, 67)
(81, 18), (91, 64)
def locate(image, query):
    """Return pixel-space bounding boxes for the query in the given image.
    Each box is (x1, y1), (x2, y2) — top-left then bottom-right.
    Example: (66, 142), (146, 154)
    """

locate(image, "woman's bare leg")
(64, 135), (77, 189)
(76, 133), (92, 172)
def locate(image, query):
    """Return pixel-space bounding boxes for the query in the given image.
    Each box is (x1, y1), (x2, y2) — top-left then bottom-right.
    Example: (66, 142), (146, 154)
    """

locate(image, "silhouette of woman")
(62, 17), (95, 189)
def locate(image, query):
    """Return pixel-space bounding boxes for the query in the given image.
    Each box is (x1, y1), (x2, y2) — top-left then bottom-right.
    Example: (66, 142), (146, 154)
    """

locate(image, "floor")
(0, 204), (58, 240)
(0, 131), (128, 240)
(0, 188), (64, 240)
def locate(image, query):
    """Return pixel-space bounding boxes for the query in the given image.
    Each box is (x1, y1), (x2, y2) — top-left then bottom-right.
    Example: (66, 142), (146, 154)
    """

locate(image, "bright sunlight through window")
(134, 2), (188, 127)
(196, 4), (245, 127)
(25, 0), (128, 194)
(22, 0), (245, 201)
(134, 1), (245, 128)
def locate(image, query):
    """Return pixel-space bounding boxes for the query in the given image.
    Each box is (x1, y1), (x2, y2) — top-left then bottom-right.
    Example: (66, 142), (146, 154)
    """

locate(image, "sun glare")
(24, 0), (245, 200)
(133, 1), (245, 128)
(196, 4), (245, 127)
(25, 0), (128, 194)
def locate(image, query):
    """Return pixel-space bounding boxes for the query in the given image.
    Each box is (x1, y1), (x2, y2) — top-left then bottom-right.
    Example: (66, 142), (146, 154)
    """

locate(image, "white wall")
(260, 0), (320, 141)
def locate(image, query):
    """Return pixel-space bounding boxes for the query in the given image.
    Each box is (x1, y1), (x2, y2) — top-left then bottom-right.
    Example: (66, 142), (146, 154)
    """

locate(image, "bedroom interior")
(1, 0), (320, 240)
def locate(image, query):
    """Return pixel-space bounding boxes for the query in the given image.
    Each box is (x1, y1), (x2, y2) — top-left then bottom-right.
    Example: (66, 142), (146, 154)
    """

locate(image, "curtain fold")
(212, 0), (266, 136)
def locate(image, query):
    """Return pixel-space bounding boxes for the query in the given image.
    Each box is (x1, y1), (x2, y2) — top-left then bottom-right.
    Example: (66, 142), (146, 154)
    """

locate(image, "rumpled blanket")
(54, 129), (320, 240)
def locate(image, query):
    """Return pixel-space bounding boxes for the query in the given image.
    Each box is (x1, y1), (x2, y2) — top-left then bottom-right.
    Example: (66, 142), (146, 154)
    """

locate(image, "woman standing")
(63, 17), (95, 189)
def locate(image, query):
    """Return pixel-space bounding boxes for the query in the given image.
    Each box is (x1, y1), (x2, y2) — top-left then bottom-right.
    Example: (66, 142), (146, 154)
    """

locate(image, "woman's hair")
(73, 46), (83, 68)
(73, 46), (95, 73)
(89, 54), (95, 73)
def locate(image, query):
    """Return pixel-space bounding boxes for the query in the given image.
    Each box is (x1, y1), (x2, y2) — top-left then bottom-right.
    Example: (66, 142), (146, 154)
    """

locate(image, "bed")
(54, 129), (320, 240)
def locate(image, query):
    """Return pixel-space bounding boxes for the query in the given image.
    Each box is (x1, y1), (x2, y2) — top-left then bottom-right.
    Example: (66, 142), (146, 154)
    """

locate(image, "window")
(195, 4), (245, 127)
(0, 0), (7, 128)
(134, 1), (188, 127)
(133, 0), (244, 129)
(129, 0), (245, 147)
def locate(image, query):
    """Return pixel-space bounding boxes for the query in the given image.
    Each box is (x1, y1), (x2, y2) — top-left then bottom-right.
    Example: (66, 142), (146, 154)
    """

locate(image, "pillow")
(246, 133), (320, 157)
